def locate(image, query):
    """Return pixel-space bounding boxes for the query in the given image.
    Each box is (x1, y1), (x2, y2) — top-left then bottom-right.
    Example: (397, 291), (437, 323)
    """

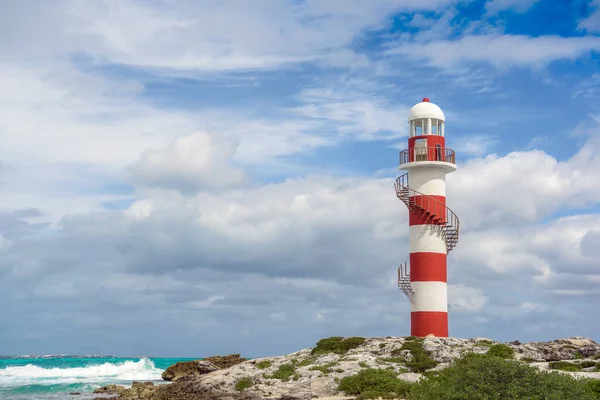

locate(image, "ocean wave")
(0, 358), (163, 387)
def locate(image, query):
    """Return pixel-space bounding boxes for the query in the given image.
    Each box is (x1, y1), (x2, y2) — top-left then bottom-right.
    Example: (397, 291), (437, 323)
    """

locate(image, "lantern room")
(401, 98), (455, 165)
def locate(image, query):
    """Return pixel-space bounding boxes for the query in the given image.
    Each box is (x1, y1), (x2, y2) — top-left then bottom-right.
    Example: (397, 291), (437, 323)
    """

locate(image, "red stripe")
(409, 253), (447, 282)
(408, 195), (447, 225)
(411, 312), (448, 337)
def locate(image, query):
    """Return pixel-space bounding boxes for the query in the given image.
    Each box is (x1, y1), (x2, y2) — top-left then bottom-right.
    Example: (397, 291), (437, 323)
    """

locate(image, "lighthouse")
(396, 98), (459, 338)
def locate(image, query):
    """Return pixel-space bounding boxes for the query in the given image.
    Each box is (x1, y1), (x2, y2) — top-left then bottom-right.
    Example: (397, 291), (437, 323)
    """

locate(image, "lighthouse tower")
(396, 98), (459, 338)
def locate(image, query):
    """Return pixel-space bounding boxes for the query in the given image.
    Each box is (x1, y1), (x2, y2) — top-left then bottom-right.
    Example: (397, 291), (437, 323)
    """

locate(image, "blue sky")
(0, 0), (600, 358)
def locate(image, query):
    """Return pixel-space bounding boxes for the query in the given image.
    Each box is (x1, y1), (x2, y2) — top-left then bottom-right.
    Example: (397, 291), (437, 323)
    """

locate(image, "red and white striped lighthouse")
(396, 98), (459, 338)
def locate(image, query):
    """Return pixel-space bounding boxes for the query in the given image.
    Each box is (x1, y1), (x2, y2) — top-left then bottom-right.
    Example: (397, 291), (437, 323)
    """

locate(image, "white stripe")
(409, 168), (447, 196)
(411, 281), (447, 312)
(409, 225), (446, 254)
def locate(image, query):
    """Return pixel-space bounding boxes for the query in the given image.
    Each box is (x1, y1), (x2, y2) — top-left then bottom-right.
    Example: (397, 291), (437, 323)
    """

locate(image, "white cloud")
(452, 134), (499, 156)
(0, 0), (459, 72)
(128, 131), (246, 193)
(578, 0), (600, 33)
(448, 284), (488, 311)
(388, 34), (600, 69)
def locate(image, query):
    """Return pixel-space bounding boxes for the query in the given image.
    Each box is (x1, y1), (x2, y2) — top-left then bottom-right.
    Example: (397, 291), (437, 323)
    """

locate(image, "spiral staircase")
(395, 172), (460, 302)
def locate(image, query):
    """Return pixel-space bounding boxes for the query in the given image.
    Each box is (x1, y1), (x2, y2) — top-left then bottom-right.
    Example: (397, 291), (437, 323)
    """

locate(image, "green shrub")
(475, 340), (494, 347)
(297, 357), (315, 367)
(311, 336), (366, 355)
(234, 377), (253, 392)
(380, 357), (406, 364)
(581, 361), (597, 368)
(549, 361), (583, 372)
(520, 357), (536, 363)
(409, 353), (598, 400)
(379, 343), (387, 348)
(338, 368), (413, 399)
(594, 354), (600, 360)
(486, 344), (514, 359)
(266, 363), (296, 381)
(309, 362), (339, 374)
(400, 339), (438, 372)
(358, 361), (368, 368)
(255, 360), (271, 369)
(586, 379), (600, 397)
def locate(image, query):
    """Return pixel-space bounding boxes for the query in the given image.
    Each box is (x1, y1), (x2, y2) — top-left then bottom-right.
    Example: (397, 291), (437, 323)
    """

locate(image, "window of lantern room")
(430, 119), (438, 135)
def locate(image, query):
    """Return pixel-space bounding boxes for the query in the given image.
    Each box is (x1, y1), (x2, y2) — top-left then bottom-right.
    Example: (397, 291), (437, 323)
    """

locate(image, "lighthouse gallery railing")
(399, 147), (456, 165)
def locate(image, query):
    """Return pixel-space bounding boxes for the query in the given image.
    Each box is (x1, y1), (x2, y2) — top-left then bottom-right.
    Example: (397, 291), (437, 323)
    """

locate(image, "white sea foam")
(0, 358), (163, 387)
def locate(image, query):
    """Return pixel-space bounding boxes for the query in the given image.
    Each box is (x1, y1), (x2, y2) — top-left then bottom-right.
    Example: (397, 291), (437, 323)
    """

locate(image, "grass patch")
(358, 361), (368, 368)
(409, 353), (598, 400)
(338, 368), (413, 400)
(311, 336), (366, 356)
(380, 357), (406, 364)
(265, 363), (296, 381)
(486, 344), (514, 359)
(297, 357), (315, 367)
(309, 362), (339, 374)
(234, 377), (253, 392)
(379, 343), (387, 348)
(520, 357), (536, 363)
(255, 360), (271, 369)
(549, 361), (583, 372)
(400, 339), (438, 372)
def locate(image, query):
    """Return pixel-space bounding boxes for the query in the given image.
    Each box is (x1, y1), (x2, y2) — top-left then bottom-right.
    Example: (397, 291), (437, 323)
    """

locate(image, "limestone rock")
(152, 376), (261, 400)
(93, 384), (126, 394)
(162, 360), (220, 381)
(91, 335), (600, 400)
(204, 354), (248, 369)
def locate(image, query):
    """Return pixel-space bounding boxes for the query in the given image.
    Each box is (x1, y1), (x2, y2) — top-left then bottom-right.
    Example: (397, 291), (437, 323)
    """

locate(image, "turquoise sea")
(0, 356), (195, 399)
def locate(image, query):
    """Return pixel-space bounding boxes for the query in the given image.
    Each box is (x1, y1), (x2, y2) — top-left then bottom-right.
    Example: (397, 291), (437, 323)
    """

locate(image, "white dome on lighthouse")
(409, 98), (445, 122)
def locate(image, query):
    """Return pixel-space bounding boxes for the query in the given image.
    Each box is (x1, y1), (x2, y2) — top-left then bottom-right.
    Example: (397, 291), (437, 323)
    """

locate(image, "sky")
(0, 0), (600, 358)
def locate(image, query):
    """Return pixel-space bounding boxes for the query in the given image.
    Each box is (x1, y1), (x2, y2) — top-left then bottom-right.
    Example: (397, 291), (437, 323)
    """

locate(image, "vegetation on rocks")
(395, 338), (438, 372)
(255, 360), (271, 369)
(549, 361), (583, 371)
(265, 363), (296, 381)
(486, 343), (515, 359)
(308, 361), (340, 374)
(235, 377), (253, 392)
(310, 336), (366, 355)
(338, 352), (600, 400)
(338, 368), (413, 399)
(409, 353), (599, 400)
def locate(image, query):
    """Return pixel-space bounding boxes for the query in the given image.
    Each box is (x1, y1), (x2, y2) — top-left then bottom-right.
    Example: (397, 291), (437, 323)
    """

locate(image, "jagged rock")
(152, 376), (261, 400)
(204, 354), (248, 369)
(162, 360), (220, 381)
(118, 381), (158, 399)
(93, 384), (126, 394)
(91, 336), (600, 400)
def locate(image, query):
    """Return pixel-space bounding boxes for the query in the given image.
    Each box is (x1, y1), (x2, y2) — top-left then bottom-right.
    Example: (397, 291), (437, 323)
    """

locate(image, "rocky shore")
(92, 335), (600, 400)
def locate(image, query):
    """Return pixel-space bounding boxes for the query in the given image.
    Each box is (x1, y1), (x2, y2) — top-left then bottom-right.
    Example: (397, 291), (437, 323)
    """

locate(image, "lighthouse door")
(415, 138), (427, 161)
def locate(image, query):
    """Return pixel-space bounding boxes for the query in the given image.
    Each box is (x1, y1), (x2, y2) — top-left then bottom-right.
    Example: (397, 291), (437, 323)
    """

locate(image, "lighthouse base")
(411, 311), (448, 337)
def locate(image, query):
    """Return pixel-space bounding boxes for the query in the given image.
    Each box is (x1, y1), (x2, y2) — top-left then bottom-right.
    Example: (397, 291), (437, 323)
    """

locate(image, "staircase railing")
(394, 173), (459, 253)
(398, 261), (413, 303)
